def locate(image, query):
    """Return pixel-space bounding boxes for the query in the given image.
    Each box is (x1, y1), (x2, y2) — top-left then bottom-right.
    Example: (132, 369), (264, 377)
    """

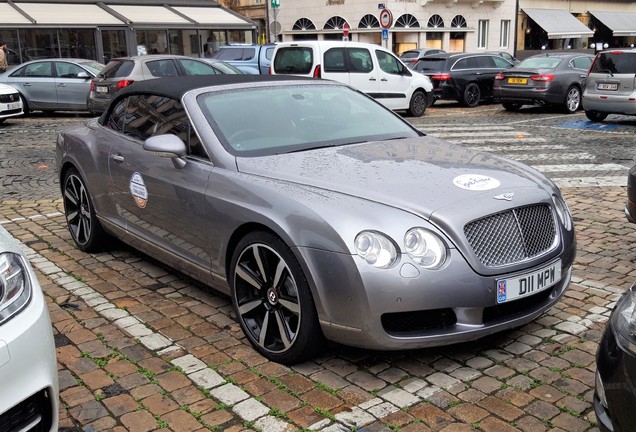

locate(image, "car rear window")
(413, 58), (447, 72)
(213, 48), (245, 61)
(517, 57), (563, 69)
(100, 60), (135, 78)
(590, 52), (636, 74)
(400, 51), (419, 59)
(273, 47), (313, 74)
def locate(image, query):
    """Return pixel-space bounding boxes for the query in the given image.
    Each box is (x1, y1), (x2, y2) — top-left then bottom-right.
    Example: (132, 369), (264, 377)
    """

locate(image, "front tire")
(407, 90), (428, 117)
(563, 86), (581, 114)
(229, 231), (323, 365)
(62, 168), (108, 252)
(461, 83), (481, 108)
(585, 110), (608, 122)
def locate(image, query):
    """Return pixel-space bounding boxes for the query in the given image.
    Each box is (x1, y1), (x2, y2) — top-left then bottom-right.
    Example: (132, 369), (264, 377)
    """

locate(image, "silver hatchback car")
(87, 55), (240, 114)
(583, 49), (636, 122)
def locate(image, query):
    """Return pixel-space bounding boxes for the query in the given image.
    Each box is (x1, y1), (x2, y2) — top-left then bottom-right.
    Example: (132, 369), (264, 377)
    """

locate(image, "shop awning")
(589, 11), (636, 37)
(12, 2), (124, 25)
(107, 5), (192, 24)
(523, 8), (594, 39)
(173, 7), (253, 27)
(0, 3), (32, 24)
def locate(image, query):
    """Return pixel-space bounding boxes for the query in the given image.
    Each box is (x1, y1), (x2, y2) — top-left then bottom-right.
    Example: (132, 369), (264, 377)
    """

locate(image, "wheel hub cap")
(267, 288), (279, 305)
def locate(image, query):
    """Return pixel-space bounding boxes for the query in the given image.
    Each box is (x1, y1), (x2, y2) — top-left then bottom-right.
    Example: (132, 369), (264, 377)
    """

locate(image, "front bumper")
(0, 97), (23, 120)
(0, 273), (59, 431)
(300, 242), (575, 351)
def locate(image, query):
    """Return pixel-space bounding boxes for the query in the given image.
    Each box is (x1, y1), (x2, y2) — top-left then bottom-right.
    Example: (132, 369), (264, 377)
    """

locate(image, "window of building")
(478, 20), (489, 49)
(500, 20), (510, 48)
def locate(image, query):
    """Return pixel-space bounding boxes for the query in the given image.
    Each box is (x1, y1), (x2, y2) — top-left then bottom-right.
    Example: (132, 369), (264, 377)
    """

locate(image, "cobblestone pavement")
(1, 106), (636, 432)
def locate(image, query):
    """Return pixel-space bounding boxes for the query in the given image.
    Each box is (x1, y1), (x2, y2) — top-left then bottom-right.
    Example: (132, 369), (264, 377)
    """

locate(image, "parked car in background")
(87, 55), (241, 114)
(583, 48), (636, 122)
(594, 282), (636, 432)
(0, 224), (59, 431)
(57, 75), (575, 364)
(412, 52), (514, 107)
(625, 164), (636, 224)
(0, 83), (23, 123)
(0, 58), (104, 114)
(400, 48), (446, 68)
(271, 41), (433, 116)
(488, 51), (520, 66)
(493, 53), (594, 113)
(210, 43), (275, 74)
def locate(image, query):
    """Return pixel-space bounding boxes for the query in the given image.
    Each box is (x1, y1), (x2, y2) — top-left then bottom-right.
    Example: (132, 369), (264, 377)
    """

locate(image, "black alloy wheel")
(407, 90), (428, 117)
(230, 231), (323, 365)
(461, 83), (481, 108)
(62, 168), (107, 252)
(563, 86), (581, 114)
(585, 110), (608, 122)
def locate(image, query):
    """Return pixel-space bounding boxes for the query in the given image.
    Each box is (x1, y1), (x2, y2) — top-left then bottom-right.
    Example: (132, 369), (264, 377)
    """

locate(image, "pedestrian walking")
(0, 42), (8, 73)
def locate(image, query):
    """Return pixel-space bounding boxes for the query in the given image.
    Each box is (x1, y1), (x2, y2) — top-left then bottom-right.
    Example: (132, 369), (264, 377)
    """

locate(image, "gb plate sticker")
(130, 172), (148, 208)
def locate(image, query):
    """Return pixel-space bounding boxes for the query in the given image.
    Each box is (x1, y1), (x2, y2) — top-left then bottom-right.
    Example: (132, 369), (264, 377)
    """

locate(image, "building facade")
(0, 0), (256, 66)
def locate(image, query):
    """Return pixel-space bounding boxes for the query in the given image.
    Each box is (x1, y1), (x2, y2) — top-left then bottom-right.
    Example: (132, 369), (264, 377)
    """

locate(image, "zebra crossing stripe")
(553, 177), (627, 188)
(533, 164), (626, 173)
(455, 138), (547, 145)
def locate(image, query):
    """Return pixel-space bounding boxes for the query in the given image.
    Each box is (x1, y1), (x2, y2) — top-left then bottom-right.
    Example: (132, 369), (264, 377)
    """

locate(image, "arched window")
(427, 14), (445, 29)
(451, 15), (467, 29)
(324, 16), (348, 30)
(293, 18), (316, 31)
(395, 14), (420, 28)
(358, 14), (380, 29)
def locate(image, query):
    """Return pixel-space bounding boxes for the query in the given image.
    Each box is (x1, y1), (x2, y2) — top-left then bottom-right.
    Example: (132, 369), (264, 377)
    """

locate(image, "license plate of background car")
(597, 83), (618, 91)
(508, 77), (527, 85)
(496, 260), (561, 304)
(6, 102), (20, 110)
(96, 86), (109, 94)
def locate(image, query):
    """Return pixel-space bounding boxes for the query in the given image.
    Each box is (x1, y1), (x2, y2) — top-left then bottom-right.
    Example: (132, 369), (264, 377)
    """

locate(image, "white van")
(270, 41), (434, 117)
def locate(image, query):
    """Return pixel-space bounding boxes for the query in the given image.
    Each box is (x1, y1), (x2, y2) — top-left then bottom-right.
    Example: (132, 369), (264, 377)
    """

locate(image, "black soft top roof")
(98, 75), (315, 123)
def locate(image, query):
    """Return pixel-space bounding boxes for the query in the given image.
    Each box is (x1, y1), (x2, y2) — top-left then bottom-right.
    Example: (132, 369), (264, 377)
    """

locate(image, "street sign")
(271, 0), (280, 7)
(343, 22), (350, 37)
(382, 29), (389, 40)
(378, 3), (385, 8)
(379, 9), (392, 29)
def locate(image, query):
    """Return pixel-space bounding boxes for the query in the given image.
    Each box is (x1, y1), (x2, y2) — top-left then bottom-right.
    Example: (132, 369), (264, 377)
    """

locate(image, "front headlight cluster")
(552, 194), (573, 231)
(354, 228), (447, 269)
(611, 284), (636, 354)
(0, 252), (32, 325)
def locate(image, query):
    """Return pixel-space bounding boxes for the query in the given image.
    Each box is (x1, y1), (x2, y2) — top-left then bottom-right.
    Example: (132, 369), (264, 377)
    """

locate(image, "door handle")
(381, 78), (388, 81)
(580, 75), (587, 78)
(58, 83), (66, 87)
(475, 72), (482, 75)
(110, 154), (124, 163)
(23, 83), (31, 87)
(369, 78), (377, 81)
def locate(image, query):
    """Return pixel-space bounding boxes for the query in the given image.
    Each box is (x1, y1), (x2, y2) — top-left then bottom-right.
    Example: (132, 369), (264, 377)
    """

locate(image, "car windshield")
(517, 57), (563, 69)
(590, 52), (636, 74)
(198, 84), (420, 156)
(79, 61), (106, 75)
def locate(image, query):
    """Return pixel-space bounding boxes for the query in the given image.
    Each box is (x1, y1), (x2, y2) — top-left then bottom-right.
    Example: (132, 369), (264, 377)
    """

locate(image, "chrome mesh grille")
(464, 204), (556, 267)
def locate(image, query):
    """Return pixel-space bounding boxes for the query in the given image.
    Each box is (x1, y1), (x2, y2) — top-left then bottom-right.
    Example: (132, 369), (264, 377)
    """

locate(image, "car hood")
(235, 137), (552, 221)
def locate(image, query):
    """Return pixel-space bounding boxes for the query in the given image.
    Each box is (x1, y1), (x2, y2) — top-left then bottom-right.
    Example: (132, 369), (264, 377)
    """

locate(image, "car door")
(570, 56), (593, 88)
(53, 61), (93, 110)
(373, 48), (414, 110)
(107, 94), (211, 270)
(342, 47), (380, 98)
(8, 61), (57, 109)
(176, 58), (221, 76)
(476, 55), (512, 98)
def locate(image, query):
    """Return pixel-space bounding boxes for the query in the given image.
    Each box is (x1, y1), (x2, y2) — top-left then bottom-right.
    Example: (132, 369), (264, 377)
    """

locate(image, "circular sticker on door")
(129, 172), (148, 208)
(453, 174), (500, 191)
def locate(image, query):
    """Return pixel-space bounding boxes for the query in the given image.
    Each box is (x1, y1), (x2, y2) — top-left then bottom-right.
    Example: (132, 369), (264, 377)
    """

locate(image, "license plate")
(597, 83), (618, 91)
(96, 86), (109, 94)
(508, 77), (527, 85)
(6, 102), (20, 110)
(496, 260), (561, 304)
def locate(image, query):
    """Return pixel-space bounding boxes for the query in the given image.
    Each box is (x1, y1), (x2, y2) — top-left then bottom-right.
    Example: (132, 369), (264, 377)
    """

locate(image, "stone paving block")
(232, 397), (270, 422)
(210, 383), (250, 405)
(189, 367), (225, 389)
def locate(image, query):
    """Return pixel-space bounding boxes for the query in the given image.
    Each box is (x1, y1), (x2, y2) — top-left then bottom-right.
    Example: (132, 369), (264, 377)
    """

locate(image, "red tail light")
(116, 79), (134, 90)
(530, 74), (555, 82)
(495, 73), (505, 80)
(312, 65), (321, 78)
(431, 73), (451, 81)
(89, 80), (95, 91)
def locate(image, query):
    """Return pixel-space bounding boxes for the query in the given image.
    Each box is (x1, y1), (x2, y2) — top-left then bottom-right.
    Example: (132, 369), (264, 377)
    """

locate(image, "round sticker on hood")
(453, 174), (500, 191)
(130, 172), (148, 208)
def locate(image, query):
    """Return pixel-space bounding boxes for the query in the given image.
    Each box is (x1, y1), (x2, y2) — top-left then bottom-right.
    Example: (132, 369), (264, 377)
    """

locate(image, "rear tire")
(460, 83), (481, 108)
(502, 102), (522, 112)
(563, 86), (581, 114)
(585, 111), (608, 122)
(407, 90), (428, 117)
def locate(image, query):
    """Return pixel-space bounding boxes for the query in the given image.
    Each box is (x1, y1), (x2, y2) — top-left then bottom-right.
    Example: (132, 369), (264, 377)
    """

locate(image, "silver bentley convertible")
(55, 75), (576, 364)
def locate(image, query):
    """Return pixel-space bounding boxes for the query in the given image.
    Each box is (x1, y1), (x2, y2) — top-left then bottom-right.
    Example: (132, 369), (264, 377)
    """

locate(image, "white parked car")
(0, 82), (23, 124)
(0, 224), (58, 431)
(270, 41), (434, 117)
